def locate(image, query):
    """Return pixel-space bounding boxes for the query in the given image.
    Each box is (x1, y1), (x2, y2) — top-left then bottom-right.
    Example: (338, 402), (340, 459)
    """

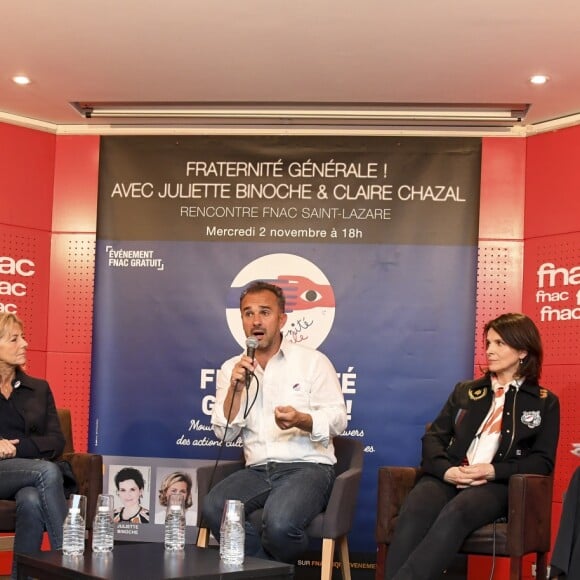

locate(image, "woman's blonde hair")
(158, 472), (193, 508)
(0, 312), (24, 341)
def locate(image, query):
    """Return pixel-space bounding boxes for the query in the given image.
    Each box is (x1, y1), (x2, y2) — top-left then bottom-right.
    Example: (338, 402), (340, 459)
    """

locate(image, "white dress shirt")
(211, 339), (348, 466)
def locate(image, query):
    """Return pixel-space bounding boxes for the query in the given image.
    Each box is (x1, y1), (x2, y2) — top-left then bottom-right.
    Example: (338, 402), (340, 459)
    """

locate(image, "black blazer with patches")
(421, 375), (560, 482)
(7, 368), (65, 459)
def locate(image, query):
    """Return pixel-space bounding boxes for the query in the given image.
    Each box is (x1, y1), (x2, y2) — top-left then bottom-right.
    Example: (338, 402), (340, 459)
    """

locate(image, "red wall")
(469, 138), (527, 580)
(1, 123), (578, 579)
(470, 130), (580, 579)
(0, 123), (99, 452)
(46, 135), (100, 451)
(523, 126), (580, 579)
(0, 123), (55, 364)
(525, 126), (580, 498)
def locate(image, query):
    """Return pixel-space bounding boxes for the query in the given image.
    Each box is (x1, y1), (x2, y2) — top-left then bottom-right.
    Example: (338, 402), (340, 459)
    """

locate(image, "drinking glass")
(96, 493), (115, 519)
(220, 499), (244, 529)
(166, 492), (185, 514)
(68, 494), (87, 524)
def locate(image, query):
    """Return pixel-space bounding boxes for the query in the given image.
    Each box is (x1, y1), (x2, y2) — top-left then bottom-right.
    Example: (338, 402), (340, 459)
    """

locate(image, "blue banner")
(90, 136), (481, 556)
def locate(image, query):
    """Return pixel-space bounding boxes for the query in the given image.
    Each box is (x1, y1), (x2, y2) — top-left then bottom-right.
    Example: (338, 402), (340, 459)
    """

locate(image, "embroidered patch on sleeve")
(468, 386), (488, 401)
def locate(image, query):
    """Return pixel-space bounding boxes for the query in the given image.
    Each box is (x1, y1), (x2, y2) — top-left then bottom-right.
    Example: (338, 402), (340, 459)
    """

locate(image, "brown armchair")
(196, 436), (365, 580)
(0, 408), (103, 552)
(375, 465), (554, 580)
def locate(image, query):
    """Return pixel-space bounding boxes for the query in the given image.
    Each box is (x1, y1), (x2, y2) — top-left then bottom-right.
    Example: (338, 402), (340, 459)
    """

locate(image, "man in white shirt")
(201, 281), (347, 563)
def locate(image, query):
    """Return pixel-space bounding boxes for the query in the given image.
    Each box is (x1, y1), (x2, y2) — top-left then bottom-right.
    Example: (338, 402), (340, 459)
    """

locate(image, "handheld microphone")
(245, 336), (259, 388)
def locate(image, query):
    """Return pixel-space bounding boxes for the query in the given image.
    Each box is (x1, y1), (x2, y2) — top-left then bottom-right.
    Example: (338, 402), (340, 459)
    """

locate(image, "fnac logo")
(0, 257), (35, 277)
(0, 257), (36, 312)
(226, 254), (335, 350)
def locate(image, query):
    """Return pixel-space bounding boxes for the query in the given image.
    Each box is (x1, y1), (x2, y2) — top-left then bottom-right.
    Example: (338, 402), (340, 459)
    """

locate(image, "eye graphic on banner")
(226, 253), (335, 349)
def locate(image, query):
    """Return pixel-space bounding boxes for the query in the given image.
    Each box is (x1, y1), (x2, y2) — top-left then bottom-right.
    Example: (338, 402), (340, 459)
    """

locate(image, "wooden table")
(16, 543), (294, 579)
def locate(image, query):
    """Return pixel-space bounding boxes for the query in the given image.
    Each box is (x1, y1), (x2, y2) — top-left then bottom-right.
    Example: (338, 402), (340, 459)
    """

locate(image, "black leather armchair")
(375, 465), (553, 580)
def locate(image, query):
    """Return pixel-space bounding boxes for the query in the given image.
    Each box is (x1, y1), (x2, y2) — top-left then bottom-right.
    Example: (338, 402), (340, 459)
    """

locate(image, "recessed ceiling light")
(529, 75), (549, 85)
(12, 75), (31, 85)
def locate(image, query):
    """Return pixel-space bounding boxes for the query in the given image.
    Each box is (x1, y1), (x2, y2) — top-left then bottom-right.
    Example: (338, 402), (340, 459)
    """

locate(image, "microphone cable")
(487, 516), (506, 580)
(243, 373), (259, 419)
(194, 345), (260, 547)
(488, 519), (497, 580)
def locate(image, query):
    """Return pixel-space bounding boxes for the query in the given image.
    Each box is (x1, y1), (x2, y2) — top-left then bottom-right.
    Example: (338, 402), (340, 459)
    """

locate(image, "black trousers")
(385, 474), (508, 580)
(550, 466), (580, 578)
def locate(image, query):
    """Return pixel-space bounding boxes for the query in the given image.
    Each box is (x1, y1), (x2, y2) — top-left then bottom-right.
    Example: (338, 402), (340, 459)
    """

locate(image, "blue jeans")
(202, 461), (335, 563)
(0, 458), (68, 578)
(386, 474), (508, 580)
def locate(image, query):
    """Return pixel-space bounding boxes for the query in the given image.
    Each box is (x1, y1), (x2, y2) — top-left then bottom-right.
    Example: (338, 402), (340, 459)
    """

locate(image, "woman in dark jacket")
(0, 312), (68, 578)
(386, 313), (560, 580)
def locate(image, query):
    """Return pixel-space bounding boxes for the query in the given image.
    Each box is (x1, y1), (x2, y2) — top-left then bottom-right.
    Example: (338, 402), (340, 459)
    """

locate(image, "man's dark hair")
(239, 280), (286, 312)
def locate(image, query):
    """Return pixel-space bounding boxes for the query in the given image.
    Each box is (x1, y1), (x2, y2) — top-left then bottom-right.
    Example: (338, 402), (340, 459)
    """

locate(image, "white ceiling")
(2, 0), (580, 135)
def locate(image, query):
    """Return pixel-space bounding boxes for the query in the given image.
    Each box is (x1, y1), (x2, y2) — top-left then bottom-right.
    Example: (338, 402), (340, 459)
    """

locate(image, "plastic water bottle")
(220, 500), (245, 565)
(92, 505), (114, 553)
(62, 507), (85, 556)
(164, 504), (185, 551)
(220, 518), (245, 565)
